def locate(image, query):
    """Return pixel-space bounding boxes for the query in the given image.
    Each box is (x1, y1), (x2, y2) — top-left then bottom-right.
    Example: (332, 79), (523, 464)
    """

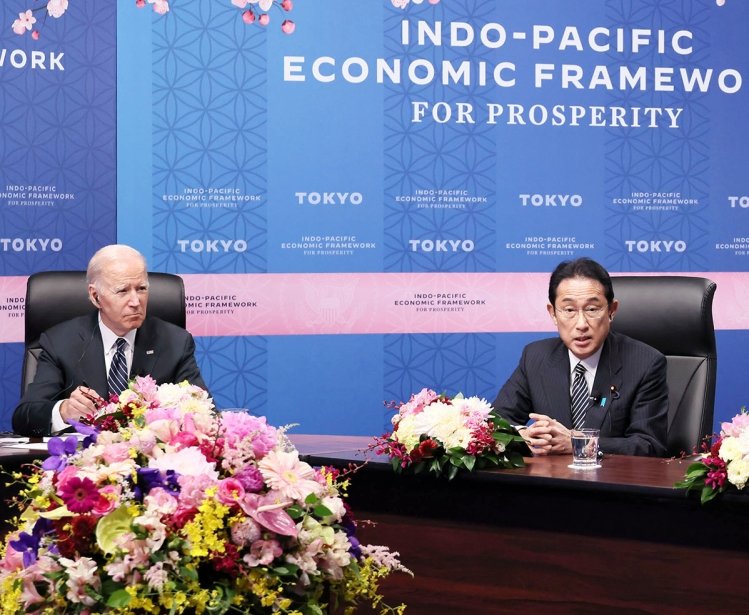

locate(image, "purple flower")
(68, 419), (99, 448)
(41, 435), (79, 471)
(233, 466), (265, 492)
(9, 518), (52, 568)
(132, 468), (180, 500)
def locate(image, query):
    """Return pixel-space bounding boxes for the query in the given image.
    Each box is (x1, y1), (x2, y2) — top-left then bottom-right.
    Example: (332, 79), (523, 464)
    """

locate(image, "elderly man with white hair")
(13, 244), (207, 436)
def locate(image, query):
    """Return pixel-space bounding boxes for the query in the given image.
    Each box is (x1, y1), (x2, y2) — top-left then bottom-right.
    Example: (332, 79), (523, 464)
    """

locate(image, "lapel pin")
(146, 350), (154, 355)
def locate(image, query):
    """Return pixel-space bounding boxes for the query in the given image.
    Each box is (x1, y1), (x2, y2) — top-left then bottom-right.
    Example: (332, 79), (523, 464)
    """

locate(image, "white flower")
(401, 401), (472, 449)
(149, 447), (218, 480)
(727, 458), (749, 490)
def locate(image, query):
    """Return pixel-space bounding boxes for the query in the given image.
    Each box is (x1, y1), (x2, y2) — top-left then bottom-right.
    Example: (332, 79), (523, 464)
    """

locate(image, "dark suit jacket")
(12, 313), (207, 437)
(492, 332), (668, 457)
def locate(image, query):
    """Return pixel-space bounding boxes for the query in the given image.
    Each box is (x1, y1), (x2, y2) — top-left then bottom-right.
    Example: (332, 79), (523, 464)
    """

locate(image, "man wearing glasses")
(492, 257), (668, 457)
(12, 244), (207, 436)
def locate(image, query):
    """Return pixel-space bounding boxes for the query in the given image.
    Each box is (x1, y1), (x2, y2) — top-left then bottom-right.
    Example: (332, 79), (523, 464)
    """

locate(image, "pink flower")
(240, 492), (297, 536)
(58, 476), (99, 513)
(59, 556), (100, 605)
(242, 10), (255, 24)
(232, 0), (249, 7)
(92, 484), (121, 516)
(721, 412), (749, 438)
(0, 543), (23, 572)
(170, 431), (199, 450)
(281, 0), (293, 10)
(132, 375), (158, 400)
(281, 20), (295, 34)
(253, 0), (274, 10)
(47, 0), (69, 19)
(219, 411), (278, 457)
(258, 450), (321, 501)
(243, 538), (282, 567)
(149, 0), (170, 15)
(216, 477), (245, 506)
(12, 10), (36, 35)
(230, 518), (261, 546)
(101, 442), (132, 464)
(259, 13), (270, 26)
(136, 0), (146, 8)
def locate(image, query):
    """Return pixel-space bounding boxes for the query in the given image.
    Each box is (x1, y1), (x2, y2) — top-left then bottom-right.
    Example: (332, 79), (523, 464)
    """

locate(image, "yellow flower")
(0, 576), (22, 614)
(181, 490), (230, 557)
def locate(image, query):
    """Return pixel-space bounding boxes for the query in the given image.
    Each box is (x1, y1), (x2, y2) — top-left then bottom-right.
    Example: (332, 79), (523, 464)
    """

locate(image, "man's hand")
(522, 413), (573, 456)
(60, 386), (103, 424)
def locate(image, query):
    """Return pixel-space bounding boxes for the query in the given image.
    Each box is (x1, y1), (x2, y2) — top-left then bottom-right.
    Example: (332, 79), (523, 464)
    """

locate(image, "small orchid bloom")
(281, 19), (295, 34)
(242, 10), (255, 24)
(42, 435), (79, 472)
(232, 0), (249, 7)
(258, 13), (270, 26)
(281, 0), (293, 10)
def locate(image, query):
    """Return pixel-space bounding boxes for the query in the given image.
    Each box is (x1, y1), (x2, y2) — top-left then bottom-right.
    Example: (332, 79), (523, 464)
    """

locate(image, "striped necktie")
(571, 362), (589, 429)
(107, 337), (129, 398)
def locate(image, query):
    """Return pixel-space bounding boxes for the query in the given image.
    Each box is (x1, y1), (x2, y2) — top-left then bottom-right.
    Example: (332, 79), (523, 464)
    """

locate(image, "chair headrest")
(610, 276), (716, 358)
(24, 270), (186, 345)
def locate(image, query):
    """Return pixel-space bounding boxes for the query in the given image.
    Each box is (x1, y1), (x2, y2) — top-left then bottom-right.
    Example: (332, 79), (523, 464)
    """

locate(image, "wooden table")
(291, 434), (749, 615)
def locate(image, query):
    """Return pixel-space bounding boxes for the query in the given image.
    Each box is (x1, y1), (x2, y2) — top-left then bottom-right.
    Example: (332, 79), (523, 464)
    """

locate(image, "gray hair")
(86, 244), (148, 288)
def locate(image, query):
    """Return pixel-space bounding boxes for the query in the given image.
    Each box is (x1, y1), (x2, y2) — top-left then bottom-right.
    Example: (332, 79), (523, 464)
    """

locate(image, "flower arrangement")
(0, 376), (408, 614)
(373, 388), (528, 480)
(675, 409), (749, 504)
(11, 0), (297, 39)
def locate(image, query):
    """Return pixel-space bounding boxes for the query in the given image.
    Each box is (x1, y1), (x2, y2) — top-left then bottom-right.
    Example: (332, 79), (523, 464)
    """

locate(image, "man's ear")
(608, 299), (620, 321)
(88, 285), (100, 307)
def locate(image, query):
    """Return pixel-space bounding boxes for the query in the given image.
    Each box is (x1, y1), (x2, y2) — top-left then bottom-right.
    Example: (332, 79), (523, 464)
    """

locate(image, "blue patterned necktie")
(571, 362), (589, 429)
(107, 337), (129, 398)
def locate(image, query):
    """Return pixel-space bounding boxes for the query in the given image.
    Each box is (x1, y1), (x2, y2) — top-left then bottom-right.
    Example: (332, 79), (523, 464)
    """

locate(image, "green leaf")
(286, 504), (304, 519)
(391, 457), (402, 472)
(446, 464), (460, 480)
(105, 589), (131, 608)
(313, 504), (333, 518)
(462, 454), (476, 472)
(179, 565), (199, 582)
(273, 563), (300, 577)
(700, 485), (720, 505)
(305, 492), (320, 505)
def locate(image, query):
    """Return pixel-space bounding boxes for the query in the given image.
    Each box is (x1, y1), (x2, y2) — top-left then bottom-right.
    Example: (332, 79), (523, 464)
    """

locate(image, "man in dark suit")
(12, 244), (207, 437)
(493, 258), (668, 457)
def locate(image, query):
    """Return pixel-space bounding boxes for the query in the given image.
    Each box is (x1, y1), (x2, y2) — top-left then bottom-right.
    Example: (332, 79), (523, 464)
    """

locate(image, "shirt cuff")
(50, 400), (68, 434)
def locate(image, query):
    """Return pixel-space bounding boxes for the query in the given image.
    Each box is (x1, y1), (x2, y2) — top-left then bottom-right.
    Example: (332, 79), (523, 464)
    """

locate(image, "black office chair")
(610, 276), (717, 456)
(21, 270), (186, 395)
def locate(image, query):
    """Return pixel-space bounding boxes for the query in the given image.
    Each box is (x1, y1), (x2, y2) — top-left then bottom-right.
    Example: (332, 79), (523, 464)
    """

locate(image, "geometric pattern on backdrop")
(383, 332), (497, 431)
(603, 0), (711, 272)
(0, 343), (23, 429)
(0, 0), (117, 274)
(195, 335), (268, 415)
(150, 1), (268, 274)
(383, 1), (496, 273)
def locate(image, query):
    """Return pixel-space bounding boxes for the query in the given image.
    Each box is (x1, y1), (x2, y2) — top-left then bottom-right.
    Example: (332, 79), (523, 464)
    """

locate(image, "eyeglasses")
(555, 306), (607, 321)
